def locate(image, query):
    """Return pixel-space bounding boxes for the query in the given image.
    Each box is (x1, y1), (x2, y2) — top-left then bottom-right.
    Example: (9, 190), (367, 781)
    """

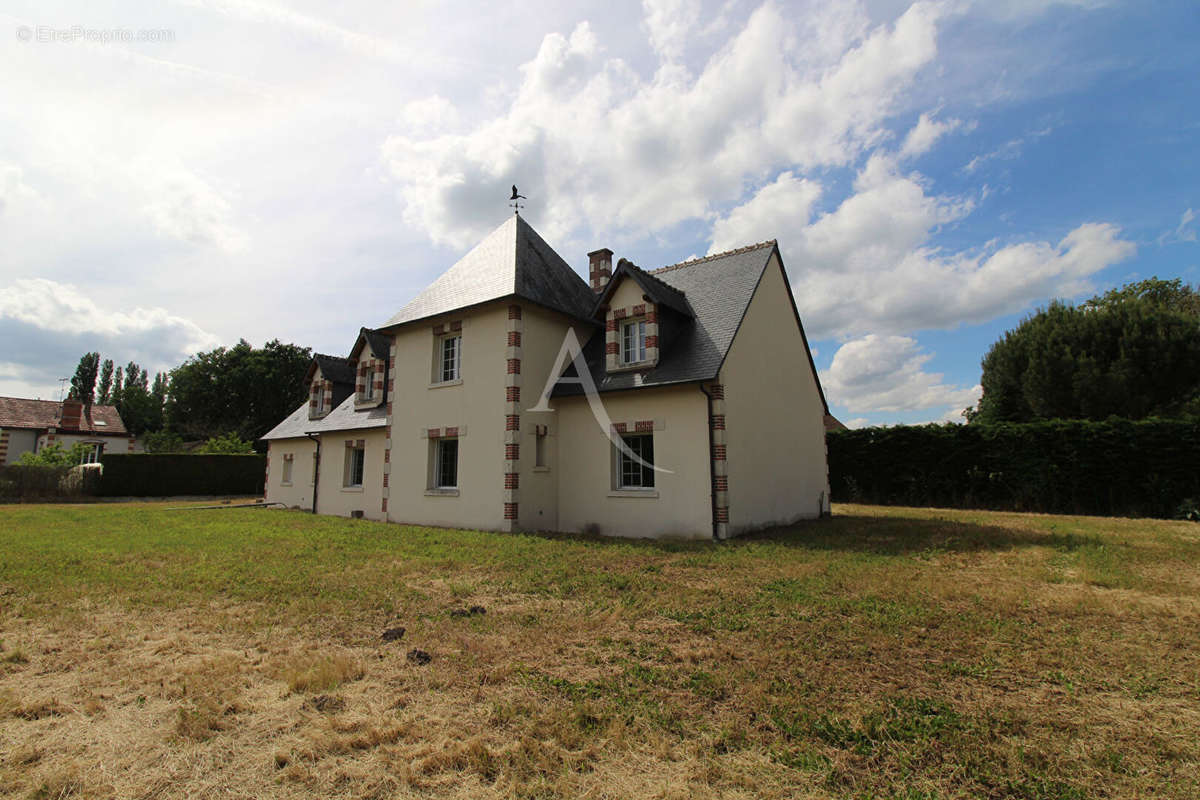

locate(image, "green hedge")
(99, 454), (265, 497)
(0, 465), (77, 501)
(827, 419), (1200, 519)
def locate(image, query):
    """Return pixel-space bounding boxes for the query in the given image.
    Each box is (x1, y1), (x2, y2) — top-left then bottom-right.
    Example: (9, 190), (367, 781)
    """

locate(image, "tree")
(167, 339), (312, 442)
(198, 432), (254, 454)
(96, 360), (115, 404)
(114, 361), (166, 435)
(972, 279), (1200, 423)
(69, 352), (100, 405)
(111, 366), (124, 409)
(143, 430), (185, 453)
(18, 441), (93, 466)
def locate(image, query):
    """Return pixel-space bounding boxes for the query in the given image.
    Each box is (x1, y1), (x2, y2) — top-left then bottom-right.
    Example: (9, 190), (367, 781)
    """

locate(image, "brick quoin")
(504, 502), (519, 520)
(504, 472), (519, 489)
(507, 331), (522, 347)
(710, 384), (724, 399)
(714, 476), (728, 491)
(450, 320), (462, 332)
(506, 359), (521, 374)
(715, 507), (729, 523)
(505, 443), (520, 460)
(505, 415), (520, 431)
(712, 414), (726, 430)
(646, 310), (658, 323)
(384, 449), (390, 463)
(635, 420), (653, 432)
(383, 473), (389, 488)
(505, 386), (520, 402)
(508, 305), (522, 320)
(713, 444), (727, 460)
(382, 498), (388, 513)
(645, 335), (659, 348)
(605, 341), (619, 355)
(605, 318), (618, 332)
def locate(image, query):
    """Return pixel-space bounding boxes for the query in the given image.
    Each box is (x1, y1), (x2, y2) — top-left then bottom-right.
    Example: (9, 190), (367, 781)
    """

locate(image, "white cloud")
(0, 278), (221, 398)
(713, 154), (1135, 338)
(382, 2), (946, 249)
(821, 334), (980, 416)
(1158, 207), (1196, 246)
(642, 0), (702, 63)
(899, 112), (961, 159)
(139, 163), (248, 252)
(0, 163), (42, 216)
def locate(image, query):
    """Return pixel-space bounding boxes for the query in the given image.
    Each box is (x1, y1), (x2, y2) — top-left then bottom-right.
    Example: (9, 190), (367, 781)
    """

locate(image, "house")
(0, 397), (137, 465)
(262, 214), (830, 539)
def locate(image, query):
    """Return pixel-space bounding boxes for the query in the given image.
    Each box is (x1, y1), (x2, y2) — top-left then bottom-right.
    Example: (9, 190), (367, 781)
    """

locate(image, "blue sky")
(0, 0), (1196, 426)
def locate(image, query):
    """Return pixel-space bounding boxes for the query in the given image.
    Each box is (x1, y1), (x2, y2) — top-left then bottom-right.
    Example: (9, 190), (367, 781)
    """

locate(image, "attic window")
(621, 319), (647, 364)
(363, 365), (375, 400)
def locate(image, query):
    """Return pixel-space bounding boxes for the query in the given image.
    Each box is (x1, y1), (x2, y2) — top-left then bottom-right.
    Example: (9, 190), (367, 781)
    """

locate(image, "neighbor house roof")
(0, 397), (129, 435)
(261, 396), (388, 441)
(554, 241), (781, 396)
(381, 215), (598, 329)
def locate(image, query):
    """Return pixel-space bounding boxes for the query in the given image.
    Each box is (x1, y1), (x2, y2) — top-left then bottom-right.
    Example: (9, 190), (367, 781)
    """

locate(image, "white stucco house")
(0, 397), (137, 464)
(262, 215), (830, 539)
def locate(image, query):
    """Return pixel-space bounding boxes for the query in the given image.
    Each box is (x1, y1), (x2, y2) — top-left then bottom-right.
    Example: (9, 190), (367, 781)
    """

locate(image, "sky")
(1, 0), (1197, 427)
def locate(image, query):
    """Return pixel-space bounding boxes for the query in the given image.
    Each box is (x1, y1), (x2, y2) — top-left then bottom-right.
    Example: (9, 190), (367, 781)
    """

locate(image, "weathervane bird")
(510, 185), (526, 201)
(509, 184), (526, 214)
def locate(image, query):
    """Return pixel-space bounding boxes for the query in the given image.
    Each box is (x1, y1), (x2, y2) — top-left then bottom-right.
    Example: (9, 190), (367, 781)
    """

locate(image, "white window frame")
(535, 429), (548, 469)
(439, 335), (462, 383)
(434, 437), (459, 489)
(363, 365), (375, 400)
(615, 433), (655, 490)
(80, 443), (103, 465)
(314, 383), (325, 414)
(621, 319), (647, 365)
(344, 445), (365, 488)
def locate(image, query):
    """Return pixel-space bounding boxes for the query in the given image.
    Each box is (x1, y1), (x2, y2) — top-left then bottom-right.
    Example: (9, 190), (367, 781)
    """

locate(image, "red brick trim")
(504, 472), (519, 489)
(444, 427), (459, 437)
(634, 420), (653, 432)
(713, 444), (727, 460)
(382, 498), (388, 513)
(433, 323), (445, 335)
(715, 507), (729, 523)
(710, 384), (724, 399)
(646, 310), (658, 323)
(506, 359), (521, 374)
(612, 422), (627, 433)
(508, 304), (522, 320)
(645, 335), (659, 348)
(428, 428), (442, 439)
(632, 303), (645, 316)
(714, 476), (728, 491)
(613, 307), (627, 320)
(505, 443), (519, 460)
(606, 318), (618, 332)
(506, 386), (520, 402)
(605, 341), (619, 355)
(712, 414), (726, 430)
(505, 415), (520, 431)
(384, 449), (390, 463)
(504, 502), (519, 520)
(450, 320), (462, 332)
(507, 331), (522, 347)
(382, 473), (389, 488)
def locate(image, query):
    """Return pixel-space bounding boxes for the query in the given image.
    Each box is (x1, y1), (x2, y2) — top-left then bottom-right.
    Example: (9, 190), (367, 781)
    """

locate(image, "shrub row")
(99, 454), (265, 497)
(827, 419), (1200, 519)
(0, 465), (78, 501)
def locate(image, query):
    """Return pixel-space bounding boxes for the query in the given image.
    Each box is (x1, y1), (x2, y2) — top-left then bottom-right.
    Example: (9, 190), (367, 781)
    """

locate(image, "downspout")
(698, 383), (719, 541)
(305, 432), (320, 515)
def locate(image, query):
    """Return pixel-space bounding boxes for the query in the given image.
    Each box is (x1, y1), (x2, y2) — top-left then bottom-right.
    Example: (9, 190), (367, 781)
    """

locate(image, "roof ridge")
(650, 239), (777, 274)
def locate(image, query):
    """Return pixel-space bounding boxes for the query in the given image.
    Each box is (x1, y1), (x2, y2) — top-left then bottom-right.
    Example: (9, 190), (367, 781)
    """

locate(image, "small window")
(440, 335), (461, 382)
(282, 456), (293, 484)
(621, 320), (646, 364)
(535, 429), (547, 468)
(363, 367), (375, 400)
(80, 443), (103, 465)
(617, 433), (654, 489)
(314, 384), (325, 413)
(345, 445), (365, 488)
(435, 438), (458, 489)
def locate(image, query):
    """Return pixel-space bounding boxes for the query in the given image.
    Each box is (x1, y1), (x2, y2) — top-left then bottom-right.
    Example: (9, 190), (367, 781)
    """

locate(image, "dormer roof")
(593, 258), (694, 319)
(305, 354), (355, 386)
(350, 328), (391, 362)
(382, 215), (597, 329)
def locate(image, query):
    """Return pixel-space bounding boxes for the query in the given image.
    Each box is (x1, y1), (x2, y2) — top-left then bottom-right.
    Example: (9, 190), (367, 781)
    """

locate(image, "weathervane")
(509, 185), (526, 214)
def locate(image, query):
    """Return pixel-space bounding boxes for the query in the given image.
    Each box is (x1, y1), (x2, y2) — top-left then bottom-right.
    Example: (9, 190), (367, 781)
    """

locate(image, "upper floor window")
(616, 433), (654, 489)
(363, 366), (375, 400)
(621, 320), (647, 364)
(440, 335), (461, 382)
(314, 384), (325, 413)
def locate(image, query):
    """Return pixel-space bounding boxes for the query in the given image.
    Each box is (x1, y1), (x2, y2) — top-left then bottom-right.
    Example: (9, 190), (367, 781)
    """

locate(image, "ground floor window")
(344, 444), (365, 487)
(281, 454), (294, 484)
(80, 443), (103, 465)
(616, 433), (654, 489)
(434, 438), (458, 489)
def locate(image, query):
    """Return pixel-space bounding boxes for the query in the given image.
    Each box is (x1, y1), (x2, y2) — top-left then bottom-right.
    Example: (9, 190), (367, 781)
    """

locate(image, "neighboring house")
(0, 397), (137, 465)
(263, 214), (830, 539)
(824, 414), (848, 432)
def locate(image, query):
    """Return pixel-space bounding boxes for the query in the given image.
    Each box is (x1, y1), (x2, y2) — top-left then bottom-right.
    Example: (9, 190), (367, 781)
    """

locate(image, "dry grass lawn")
(1, 501), (1199, 799)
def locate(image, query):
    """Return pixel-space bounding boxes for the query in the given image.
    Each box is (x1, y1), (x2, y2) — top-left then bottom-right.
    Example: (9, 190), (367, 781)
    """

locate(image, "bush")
(0, 465), (76, 500)
(198, 432), (254, 454)
(99, 454), (265, 497)
(17, 442), (93, 467)
(828, 419), (1200, 519)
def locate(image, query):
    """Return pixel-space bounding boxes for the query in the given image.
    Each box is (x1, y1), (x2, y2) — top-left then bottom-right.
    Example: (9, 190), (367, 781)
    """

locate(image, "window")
(535, 429), (547, 468)
(440, 335), (461, 382)
(281, 455), (293, 484)
(434, 438), (458, 489)
(314, 384), (325, 413)
(80, 443), (103, 465)
(617, 433), (654, 489)
(345, 445), (365, 488)
(363, 366), (375, 400)
(621, 320), (646, 364)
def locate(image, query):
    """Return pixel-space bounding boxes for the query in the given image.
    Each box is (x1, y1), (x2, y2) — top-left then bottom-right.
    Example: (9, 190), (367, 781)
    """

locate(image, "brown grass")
(1, 502), (1199, 798)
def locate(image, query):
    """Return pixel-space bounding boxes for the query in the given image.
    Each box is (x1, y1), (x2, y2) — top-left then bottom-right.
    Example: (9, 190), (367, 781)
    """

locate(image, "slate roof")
(362, 329), (391, 360)
(595, 259), (694, 318)
(308, 354), (355, 386)
(0, 397), (129, 435)
(261, 395), (388, 441)
(382, 215), (597, 328)
(554, 241), (780, 397)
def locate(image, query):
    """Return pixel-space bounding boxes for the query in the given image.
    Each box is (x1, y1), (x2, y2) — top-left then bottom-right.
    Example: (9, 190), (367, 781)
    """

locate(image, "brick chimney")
(60, 398), (84, 431)
(588, 248), (613, 293)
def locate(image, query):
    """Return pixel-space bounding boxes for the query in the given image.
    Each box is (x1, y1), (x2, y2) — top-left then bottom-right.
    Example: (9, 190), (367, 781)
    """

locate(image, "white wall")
(1, 428), (38, 464)
(265, 438), (318, 511)
(719, 253), (829, 533)
(316, 428), (387, 521)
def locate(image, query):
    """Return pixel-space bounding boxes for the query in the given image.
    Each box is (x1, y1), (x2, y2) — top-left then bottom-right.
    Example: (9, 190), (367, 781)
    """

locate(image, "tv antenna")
(58, 377), (69, 401)
(509, 184), (526, 214)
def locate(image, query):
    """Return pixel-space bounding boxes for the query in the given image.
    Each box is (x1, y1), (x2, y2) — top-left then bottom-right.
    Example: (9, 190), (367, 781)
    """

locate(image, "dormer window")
(314, 384), (325, 414)
(621, 319), (647, 365)
(363, 366), (375, 400)
(440, 335), (461, 382)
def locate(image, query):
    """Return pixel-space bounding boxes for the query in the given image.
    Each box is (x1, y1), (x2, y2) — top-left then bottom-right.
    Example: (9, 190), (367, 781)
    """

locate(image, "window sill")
(608, 361), (655, 374)
(429, 379), (463, 389)
(425, 488), (460, 497)
(608, 489), (659, 498)
(342, 486), (364, 493)
(532, 466), (550, 473)
(280, 481), (293, 487)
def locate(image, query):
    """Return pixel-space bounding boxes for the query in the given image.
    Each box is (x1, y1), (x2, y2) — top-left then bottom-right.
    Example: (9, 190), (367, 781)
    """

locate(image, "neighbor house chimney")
(60, 398), (84, 431)
(588, 248), (613, 293)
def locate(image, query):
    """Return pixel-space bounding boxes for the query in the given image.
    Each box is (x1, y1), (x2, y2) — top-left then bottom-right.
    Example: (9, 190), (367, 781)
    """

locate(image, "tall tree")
(168, 339), (312, 441)
(111, 366), (124, 409)
(96, 359), (115, 404)
(971, 279), (1200, 423)
(69, 352), (100, 405)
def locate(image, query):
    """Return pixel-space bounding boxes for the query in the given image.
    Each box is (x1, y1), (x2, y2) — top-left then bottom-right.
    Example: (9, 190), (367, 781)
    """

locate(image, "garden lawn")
(1, 502), (1199, 799)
